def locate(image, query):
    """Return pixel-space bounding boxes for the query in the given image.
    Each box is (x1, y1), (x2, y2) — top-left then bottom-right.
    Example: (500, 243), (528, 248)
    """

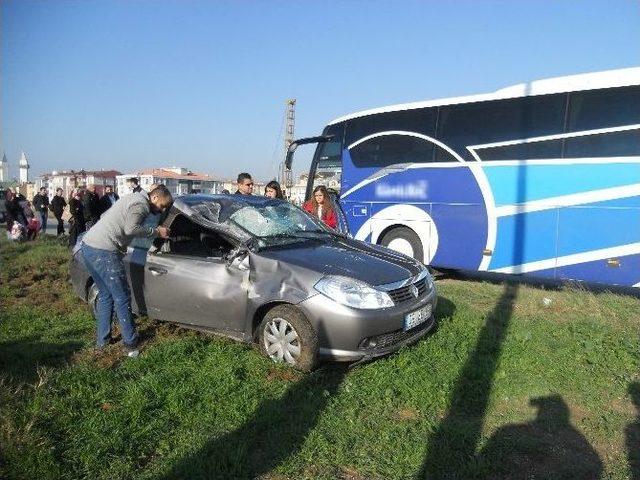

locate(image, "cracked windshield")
(229, 202), (328, 246)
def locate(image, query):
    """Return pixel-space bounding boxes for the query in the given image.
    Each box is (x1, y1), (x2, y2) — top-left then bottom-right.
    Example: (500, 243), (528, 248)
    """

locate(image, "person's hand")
(156, 226), (170, 238)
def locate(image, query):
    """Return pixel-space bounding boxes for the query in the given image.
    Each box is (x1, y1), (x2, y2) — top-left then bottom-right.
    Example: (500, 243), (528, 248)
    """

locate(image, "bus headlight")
(314, 276), (394, 309)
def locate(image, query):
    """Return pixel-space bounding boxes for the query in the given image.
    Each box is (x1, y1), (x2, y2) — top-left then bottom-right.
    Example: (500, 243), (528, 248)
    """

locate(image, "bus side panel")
(341, 161), (489, 270)
(488, 208), (560, 278)
(556, 196), (640, 286)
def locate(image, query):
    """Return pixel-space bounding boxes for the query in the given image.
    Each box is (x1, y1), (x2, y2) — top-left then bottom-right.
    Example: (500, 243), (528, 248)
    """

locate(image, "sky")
(1, 0), (639, 182)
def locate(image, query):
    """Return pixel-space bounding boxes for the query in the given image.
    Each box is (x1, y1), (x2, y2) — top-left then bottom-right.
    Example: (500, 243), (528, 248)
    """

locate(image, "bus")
(287, 67), (640, 288)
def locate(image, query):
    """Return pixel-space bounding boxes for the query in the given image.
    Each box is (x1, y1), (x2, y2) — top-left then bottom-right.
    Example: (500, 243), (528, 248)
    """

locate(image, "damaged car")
(70, 195), (437, 371)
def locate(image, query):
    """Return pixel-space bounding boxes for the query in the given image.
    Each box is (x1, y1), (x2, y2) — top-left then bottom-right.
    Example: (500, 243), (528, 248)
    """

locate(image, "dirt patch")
(391, 406), (421, 422)
(73, 345), (126, 369)
(265, 367), (303, 383)
(339, 466), (370, 480)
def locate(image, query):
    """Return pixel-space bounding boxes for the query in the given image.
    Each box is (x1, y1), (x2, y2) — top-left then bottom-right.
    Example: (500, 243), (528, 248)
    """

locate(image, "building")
(37, 169), (121, 199)
(115, 167), (223, 197)
(19, 151), (30, 184)
(0, 153), (8, 182)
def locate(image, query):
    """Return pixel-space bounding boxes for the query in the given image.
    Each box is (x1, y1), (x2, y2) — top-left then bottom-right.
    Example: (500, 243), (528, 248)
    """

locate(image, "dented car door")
(142, 251), (249, 334)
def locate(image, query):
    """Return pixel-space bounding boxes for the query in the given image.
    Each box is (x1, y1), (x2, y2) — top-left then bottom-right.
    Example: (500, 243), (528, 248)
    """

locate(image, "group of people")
(3, 183), (123, 244)
(234, 172), (338, 229)
(3, 188), (42, 241)
(67, 184), (121, 246)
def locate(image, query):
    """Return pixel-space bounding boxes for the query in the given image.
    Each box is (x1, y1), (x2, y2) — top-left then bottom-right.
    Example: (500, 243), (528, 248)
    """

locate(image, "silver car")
(70, 195), (437, 370)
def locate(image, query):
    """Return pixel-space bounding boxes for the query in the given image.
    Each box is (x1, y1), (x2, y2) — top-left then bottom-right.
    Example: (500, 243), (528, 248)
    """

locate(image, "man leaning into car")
(81, 185), (173, 357)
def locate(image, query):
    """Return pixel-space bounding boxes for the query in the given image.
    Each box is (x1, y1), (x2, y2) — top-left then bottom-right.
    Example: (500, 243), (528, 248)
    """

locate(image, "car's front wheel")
(258, 305), (318, 372)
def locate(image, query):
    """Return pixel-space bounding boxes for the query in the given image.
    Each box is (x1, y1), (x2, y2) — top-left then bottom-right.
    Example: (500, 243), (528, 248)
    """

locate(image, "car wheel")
(380, 226), (424, 262)
(258, 305), (318, 372)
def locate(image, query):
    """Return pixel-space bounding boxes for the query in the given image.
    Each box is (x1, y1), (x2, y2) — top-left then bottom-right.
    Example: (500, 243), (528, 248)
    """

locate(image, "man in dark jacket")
(99, 185), (119, 216)
(235, 172), (254, 195)
(50, 188), (67, 236)
(82, 184), (101, 229)
(32, 187), (50, 233)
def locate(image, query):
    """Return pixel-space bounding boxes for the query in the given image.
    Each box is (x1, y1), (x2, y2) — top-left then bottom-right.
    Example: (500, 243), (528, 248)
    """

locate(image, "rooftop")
(42, 169), (121, 178)
(128, 168), (214, 182)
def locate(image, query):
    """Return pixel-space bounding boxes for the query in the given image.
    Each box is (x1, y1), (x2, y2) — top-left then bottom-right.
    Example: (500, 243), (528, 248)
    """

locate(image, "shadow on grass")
(627, 382), (640, 480)
(474, 394), (602, 479)
(418, 283), (519, 479)
(159, 364), (347, 480)
(434, 295), (456, 321)
(0, 335), (84, 384)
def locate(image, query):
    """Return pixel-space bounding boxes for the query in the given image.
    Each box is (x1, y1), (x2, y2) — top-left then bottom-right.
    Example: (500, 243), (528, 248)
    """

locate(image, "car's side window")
(159, 214), (235, 259)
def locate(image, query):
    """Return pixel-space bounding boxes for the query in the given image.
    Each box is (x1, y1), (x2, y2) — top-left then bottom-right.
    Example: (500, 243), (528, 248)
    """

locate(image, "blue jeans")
(40, 210), (48, 232)
(81, 243), (138, 348)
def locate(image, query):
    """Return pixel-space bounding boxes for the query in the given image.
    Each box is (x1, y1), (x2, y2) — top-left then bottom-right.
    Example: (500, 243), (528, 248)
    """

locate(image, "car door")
(141, 250), (249, 334)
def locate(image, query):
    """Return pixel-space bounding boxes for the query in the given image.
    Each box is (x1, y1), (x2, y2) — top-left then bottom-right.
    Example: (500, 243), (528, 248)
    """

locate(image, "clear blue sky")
(2, 0), (639, 181)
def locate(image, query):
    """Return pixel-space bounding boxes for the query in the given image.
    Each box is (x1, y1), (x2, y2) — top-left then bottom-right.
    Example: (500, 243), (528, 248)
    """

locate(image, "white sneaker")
(126, 349), (139, 358)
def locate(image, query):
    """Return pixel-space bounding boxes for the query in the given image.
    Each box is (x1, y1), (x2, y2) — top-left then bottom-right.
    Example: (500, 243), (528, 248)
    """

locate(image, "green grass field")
(1, 236), (639, 479)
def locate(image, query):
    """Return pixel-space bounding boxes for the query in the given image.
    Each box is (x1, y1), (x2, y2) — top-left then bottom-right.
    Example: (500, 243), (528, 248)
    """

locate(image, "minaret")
(19, 151), (30, 184)
(0, 153), (8, 182)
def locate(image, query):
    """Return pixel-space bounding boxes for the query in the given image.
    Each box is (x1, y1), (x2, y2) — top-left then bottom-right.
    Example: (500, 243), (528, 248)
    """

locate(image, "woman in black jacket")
(68, 188), (86, 247)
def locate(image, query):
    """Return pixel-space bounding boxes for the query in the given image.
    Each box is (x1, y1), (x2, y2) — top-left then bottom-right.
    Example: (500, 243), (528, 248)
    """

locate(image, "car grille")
(360, 316), (435, 351)
(388, 278), (428, 305)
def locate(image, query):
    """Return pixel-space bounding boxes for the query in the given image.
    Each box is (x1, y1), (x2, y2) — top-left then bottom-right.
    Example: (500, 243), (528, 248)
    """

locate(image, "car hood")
(256, 237), (423, 286)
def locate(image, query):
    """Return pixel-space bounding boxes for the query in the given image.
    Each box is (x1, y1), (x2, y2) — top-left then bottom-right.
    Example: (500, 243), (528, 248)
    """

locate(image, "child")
(26, 217), (41, 240)
(10, 222), (24, 241)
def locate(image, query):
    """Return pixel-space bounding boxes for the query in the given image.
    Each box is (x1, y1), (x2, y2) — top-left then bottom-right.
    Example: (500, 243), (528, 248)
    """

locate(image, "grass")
(0, 236), (639, 479)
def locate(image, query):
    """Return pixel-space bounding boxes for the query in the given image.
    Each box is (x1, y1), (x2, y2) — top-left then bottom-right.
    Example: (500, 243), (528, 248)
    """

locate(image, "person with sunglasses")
(235, 172), (254, 195)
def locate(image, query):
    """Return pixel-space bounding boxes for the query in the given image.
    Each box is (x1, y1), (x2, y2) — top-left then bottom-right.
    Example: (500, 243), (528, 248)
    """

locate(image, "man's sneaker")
(124, 344), (139, 358)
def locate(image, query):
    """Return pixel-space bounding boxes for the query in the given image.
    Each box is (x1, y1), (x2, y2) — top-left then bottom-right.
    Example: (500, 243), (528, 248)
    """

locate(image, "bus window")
(350, 134), (436, 168)
(480, 139), (563, 160)
(308, 124), (344, 197)
(345, 109), (437, 146)
(312, 139), (342, 193)
(436, 94), (566, 160)
(564, 129), (640, 158)
(567, 86), (640, 132)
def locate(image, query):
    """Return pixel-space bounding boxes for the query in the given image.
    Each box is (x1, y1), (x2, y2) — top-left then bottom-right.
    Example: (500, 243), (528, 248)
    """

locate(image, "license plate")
(404, 304), (432, 331)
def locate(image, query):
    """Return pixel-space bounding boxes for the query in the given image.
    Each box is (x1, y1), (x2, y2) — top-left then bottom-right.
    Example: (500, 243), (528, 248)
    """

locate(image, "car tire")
(380, 226), (424, 263)
(258, 305), (318, 372)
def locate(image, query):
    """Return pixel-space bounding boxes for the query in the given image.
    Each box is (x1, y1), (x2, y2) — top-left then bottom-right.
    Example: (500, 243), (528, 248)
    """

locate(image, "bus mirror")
(285, 135), (334, 169)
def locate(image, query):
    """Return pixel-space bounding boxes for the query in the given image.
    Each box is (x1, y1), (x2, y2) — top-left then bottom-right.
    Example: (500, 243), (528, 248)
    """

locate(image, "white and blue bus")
(288, 68), (640, 288)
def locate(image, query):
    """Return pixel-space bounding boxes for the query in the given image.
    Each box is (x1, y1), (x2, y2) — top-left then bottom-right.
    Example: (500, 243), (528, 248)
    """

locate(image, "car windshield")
(228, 202), (332, 248)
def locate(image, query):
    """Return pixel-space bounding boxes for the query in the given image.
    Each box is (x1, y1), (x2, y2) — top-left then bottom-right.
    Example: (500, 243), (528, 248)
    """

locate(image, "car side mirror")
(226, 246), (249, 269)
(230, 255), (250, 271)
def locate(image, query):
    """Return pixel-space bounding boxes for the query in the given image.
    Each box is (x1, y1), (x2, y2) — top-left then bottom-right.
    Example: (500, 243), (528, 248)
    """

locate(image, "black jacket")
(82, 192), (101, 223)
(69, 197), (85, 227)
(99, 193), (119, 215)
(50, 196), (67, 216)
(33, 193), (50, 212)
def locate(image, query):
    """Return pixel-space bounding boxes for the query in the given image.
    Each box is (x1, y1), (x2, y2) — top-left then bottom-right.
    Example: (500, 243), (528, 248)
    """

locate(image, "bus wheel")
(380, 227), (424, 262)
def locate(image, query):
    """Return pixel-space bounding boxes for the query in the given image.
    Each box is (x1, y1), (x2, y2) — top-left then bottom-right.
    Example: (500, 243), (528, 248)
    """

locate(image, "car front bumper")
(297, 286), (437, 362)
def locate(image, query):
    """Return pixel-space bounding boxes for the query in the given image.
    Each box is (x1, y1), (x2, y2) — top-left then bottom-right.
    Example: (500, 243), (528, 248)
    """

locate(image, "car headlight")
(314, 276), (394, 309)
(415, 265), (435, 292)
